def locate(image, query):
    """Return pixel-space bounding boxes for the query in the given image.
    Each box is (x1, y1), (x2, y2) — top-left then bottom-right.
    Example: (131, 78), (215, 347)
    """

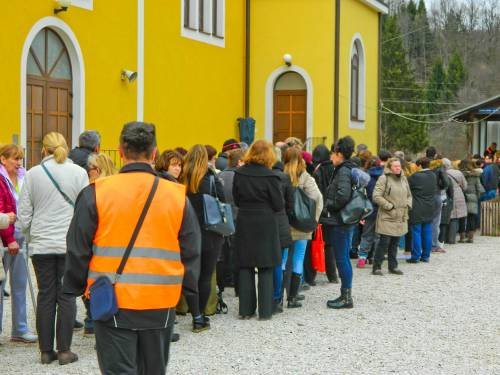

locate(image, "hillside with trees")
(381, 0), (499, 158)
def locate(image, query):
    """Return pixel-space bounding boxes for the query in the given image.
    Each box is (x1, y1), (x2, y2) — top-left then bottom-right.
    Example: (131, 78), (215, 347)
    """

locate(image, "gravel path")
(1, 236), (499, 374)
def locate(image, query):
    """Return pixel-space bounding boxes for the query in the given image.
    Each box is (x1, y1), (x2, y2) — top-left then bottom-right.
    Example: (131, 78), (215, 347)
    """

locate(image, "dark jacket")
(408, 169), (439, 224)
(187, 169), (226, 228)
(63, 163), (201, 329)
(272, 162), (293, 249)
(233, 163), (284, 268)
(313, 160), (335, 225)
(218, 167), (238, 220)
(325, 159), (357, 226)
(481, 163), (500, 191)
(68, 147), (93, 171)
(440, 176), (455, 225)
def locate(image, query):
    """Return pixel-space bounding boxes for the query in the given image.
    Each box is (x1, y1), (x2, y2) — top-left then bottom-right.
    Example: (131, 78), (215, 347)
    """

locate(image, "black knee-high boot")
(287, 273), (302, 308)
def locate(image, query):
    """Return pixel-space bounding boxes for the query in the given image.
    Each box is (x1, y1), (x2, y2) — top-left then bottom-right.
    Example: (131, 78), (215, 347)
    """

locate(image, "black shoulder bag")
(89, 176), (159, 322)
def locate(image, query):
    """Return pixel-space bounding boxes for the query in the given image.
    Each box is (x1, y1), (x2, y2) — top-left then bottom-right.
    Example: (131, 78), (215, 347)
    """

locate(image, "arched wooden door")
(26, 28), (72, 168)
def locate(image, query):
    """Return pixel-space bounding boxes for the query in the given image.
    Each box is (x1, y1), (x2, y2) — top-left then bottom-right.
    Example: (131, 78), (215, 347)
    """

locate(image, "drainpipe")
(333, 0), (340, 142)
(244, 0), (250, 118)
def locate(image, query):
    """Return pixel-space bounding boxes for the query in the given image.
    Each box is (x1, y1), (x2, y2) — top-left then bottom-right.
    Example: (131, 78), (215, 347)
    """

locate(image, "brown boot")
(466, 231), (474, 243)
(458, 232), (467, 243)
(58, 351), (78, 365)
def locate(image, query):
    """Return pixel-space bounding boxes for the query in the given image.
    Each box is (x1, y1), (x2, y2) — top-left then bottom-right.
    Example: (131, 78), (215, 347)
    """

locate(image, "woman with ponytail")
(18, 132), (88, 365)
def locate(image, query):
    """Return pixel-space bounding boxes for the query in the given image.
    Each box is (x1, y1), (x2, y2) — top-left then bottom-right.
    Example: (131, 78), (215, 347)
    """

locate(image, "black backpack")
(289, 187), (317, 232)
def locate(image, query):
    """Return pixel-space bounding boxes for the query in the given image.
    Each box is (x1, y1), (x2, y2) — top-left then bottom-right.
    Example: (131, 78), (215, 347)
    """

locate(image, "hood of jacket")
(462, 168), (482, 178)
(368, 165), (384, 178)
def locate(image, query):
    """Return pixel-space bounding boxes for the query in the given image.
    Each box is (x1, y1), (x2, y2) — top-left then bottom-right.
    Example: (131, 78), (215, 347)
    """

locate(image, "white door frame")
(20, 16), (85, 149)
(265, 65), (313, 143)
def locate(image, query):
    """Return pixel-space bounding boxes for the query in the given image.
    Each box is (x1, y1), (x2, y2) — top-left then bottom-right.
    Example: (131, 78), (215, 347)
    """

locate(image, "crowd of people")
(0, 124), (499, 374)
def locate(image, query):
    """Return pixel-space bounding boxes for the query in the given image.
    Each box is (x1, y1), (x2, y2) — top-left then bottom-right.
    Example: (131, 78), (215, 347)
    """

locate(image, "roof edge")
(450, 94), (500, 120)
(359, 0), (389, 14)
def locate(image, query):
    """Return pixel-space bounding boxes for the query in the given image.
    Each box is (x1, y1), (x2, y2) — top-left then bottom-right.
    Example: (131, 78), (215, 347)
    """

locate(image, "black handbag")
(202, 176), (235, 236)
(290, 187), (317, 232)
(89, 176), (159, 321)
(340, 186), (374, 225)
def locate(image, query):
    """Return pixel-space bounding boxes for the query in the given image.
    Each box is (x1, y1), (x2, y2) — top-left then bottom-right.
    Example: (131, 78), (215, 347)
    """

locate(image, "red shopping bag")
(311, 224), (326, 272)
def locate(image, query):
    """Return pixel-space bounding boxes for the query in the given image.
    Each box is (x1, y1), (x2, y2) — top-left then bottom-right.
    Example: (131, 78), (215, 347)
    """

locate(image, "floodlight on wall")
(54, 0), (71, 14)
(121, 70), (138, 83)
(283, 54), (293, 67)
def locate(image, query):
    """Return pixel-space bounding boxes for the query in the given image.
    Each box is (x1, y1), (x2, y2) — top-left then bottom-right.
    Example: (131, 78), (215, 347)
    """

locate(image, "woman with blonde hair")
(0, 144), (37, 344)
(283, 147), (323, 308)
(18, 132), (88, 365)
(233, 140), (283, 319)
(181, 144), (225, 332)
(87, 153), (117, 183)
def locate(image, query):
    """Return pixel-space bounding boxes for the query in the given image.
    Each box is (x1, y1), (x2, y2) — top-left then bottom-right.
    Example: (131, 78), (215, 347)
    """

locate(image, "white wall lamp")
(54, 0), (72, 15)
(121, 70), (138, 83)
(283, 54), (293, 67)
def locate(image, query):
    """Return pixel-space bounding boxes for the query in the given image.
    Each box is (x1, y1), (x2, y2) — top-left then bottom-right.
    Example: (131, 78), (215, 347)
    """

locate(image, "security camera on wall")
(121, 70), (138, 83)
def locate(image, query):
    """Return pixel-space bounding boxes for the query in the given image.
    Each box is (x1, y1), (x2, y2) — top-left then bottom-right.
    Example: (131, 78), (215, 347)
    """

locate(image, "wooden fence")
(481, 198), (500, 236)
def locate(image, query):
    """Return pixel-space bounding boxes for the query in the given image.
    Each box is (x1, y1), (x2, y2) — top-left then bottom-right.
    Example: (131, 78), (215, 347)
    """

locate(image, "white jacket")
(18, 156), (88, 255)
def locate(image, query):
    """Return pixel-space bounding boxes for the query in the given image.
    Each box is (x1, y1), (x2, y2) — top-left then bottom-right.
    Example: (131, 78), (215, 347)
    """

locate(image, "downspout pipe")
(378, 12), (382, 151)
(333, 0), (340, 142)
(244, 0), (250, 118)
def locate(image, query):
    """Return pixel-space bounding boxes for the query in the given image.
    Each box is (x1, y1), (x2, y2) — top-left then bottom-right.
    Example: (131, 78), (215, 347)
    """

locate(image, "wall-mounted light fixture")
(121, 70), (138, 83)
(54, 0), (72, 15)
(283, 54), (292, 67)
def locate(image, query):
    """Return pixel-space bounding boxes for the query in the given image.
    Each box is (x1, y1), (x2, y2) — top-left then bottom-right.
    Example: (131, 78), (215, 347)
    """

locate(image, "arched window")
(350, 38), (365, 127)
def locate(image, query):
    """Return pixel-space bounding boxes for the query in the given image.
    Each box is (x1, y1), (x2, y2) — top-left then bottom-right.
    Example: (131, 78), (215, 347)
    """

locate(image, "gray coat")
(462, 169), (485, 215)
(290, 172), (323, 240)
(373, 170), (412, 237)
(446, 169), (468, 219)
(18, 156), (89, 255)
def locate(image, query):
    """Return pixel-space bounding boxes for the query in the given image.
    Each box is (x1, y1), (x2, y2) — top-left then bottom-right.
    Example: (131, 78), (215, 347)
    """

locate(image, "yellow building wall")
(339, 0), (380, 151)
(250, 0), (335, 148)
(144, 1), (246, 152)
(0, 1), (137, 151)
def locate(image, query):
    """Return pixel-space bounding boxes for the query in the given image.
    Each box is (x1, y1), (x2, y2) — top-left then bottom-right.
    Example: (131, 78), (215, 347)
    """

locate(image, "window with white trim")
(182, 0), (225, 47)
(349, 38), (366, 127)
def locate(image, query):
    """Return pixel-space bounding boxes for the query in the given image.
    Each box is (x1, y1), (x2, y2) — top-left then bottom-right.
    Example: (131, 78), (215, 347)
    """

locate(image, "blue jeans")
(273, 248), (288, 301)
(327, 225), (355, 289)
(358, 214), (377, 259)
(411, 222), (432, 261)
(290, 240), (308, 275)
(0, 238), (29, 336)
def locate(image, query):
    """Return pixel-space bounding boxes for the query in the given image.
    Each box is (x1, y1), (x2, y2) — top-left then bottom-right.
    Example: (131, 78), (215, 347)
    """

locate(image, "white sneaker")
(11, 332), (38, 343)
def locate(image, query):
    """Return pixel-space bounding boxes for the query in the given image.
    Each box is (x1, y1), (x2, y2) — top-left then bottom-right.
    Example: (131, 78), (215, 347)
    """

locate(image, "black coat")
(272, 162), (293, 249)
(233, 163), (284, 268)
(408, 169), (439, 224)
(313, 160), (335, 225)
(325, 160), (357, 226)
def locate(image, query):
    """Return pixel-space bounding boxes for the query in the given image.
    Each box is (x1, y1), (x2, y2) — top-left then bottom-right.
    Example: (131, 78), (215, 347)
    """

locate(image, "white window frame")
(349, 34), (366, 129)
(71, 0), (93, 10)
(181, 0), (225, 48)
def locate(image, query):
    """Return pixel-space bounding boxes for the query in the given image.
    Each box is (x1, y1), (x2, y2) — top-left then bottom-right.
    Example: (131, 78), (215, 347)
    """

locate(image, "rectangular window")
(181, 0), (225, 47)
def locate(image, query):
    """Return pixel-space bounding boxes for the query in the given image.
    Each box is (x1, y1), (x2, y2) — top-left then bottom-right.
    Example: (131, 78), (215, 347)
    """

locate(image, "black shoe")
(192, 316), (210, 333)
(300, 283), (311, 291)
(58, 351), (78, 365)
(420, 258), (429, 263)
(307, 280), (317, 287)
(406, 259), (419, 264)
(272, 300), (283, 315)
(389, 268), (404, 275)
(83, 327), (94, 335)
(327, 275), (340, 284)
(73, 320), (83, 331)
(372, 269), (383, 276)
(296, 294), (305, 301)
(327, 288), (353, 309)
(41, 351), (57, 364)
(3, 290), (9, 298)
(349, 252), (359, 259)
(287, 298), (302, 308)
(171, 333), (180, 342)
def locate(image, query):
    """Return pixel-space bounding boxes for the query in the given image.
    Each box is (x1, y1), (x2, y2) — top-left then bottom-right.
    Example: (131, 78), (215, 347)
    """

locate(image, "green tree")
(446, 50), (467, 100)
(381, 14), (429, 153)
(426, 58), (448, 115)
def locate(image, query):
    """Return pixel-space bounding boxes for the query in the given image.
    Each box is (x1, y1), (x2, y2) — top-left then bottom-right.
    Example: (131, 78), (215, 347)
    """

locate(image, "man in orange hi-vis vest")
(63, 122), (201, 375)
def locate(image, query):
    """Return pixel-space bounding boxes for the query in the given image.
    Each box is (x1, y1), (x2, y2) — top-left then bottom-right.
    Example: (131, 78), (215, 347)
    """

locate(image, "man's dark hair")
(222, 138), (241, 153)
(120, 122), (156, 160)
(331, 136), (355, 160)
(425, 146), (437, 159)
(416, 157), (431, 169)
(378, 149), (392, 162)
(79, 130), (101, 151)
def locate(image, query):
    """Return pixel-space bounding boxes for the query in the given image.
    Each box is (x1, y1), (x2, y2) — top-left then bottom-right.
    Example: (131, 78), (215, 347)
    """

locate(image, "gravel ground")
(1, 235), (499, 374)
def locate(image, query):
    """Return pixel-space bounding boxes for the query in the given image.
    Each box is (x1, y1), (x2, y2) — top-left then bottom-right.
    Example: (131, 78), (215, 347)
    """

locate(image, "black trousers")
(405, 230), (413, 253)
(373, 235), (399, 271)
(303, 241), (316, 284)
(185, 232), (223, 317)
(94, 322), (173, 375)
(238, 267), (273, 318)
(31, 254), (76, 352)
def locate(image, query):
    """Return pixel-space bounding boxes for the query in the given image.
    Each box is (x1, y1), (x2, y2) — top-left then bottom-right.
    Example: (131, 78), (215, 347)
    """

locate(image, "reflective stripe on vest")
(86, 173), (186, 311)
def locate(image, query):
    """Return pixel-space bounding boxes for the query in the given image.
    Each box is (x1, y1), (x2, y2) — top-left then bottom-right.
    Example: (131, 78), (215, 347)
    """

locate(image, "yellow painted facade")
(0, 0), (385, 157)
